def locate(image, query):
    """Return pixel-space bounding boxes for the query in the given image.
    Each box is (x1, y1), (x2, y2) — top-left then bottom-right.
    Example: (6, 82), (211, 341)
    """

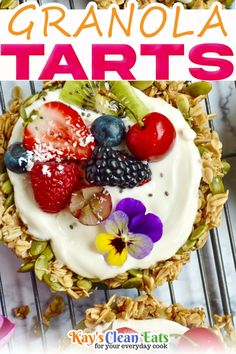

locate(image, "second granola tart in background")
(61, 294), (236, 352)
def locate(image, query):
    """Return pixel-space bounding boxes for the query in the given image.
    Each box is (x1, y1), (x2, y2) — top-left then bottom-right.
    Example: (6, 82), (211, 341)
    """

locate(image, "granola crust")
(84, 294), (236, 348)
(0, 81), (228, 299)
(0, 0), (231, 10)
(95, 0), (229, 9)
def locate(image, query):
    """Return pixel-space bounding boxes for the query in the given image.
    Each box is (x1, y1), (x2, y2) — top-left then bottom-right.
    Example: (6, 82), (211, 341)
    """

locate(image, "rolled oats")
(95, 0), (229, 9)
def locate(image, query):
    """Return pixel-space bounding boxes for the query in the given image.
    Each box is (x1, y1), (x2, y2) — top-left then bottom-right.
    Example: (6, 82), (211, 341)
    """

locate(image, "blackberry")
(86, 147), (151, 189)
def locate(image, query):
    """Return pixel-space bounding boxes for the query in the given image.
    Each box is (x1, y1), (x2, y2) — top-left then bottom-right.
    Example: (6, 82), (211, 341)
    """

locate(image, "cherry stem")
(138, 119), (145, 127)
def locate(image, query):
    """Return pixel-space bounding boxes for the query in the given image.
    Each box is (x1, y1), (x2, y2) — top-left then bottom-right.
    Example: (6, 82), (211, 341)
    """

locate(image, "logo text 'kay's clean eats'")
(68, 329), (169, 350)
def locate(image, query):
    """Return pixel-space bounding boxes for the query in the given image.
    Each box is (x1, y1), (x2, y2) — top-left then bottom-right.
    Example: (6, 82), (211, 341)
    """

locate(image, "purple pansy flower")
(96, 198), (163, 267)
(116, 198), (163, 242)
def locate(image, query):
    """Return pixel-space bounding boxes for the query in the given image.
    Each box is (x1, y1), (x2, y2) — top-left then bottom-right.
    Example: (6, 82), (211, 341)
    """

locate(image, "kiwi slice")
(130, 81), (154, 91)
(60, 81), (151, 125)
(60, 81), (126, 117)
(109, 81), (150, 125)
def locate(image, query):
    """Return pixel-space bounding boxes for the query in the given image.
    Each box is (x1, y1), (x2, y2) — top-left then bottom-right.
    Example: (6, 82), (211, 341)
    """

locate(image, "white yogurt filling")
(106, 318), (188, 334)
(8, 88), (202, 279)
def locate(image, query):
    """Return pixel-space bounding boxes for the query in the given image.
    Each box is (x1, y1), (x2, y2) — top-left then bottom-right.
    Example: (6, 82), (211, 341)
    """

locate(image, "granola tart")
(63, 294), (236, 352)
(0, 81), (229, 300)
(95, 0), (233, 9)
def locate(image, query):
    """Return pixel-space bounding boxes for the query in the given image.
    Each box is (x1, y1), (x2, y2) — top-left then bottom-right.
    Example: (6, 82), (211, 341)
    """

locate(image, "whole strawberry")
(30, 161), (79, 213)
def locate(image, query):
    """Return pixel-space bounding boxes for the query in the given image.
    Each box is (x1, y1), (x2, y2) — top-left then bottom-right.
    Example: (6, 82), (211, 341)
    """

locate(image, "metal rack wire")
(0, 2), (235, 353)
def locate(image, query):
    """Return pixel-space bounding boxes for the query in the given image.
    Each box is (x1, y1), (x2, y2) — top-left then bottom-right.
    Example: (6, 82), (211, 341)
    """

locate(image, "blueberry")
(4, 143), (29, 174)
(91, 115), (125, 147)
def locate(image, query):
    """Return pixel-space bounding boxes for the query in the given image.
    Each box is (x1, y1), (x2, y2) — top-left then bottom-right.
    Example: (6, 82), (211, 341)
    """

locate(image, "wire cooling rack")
(0, 3), (236, 353)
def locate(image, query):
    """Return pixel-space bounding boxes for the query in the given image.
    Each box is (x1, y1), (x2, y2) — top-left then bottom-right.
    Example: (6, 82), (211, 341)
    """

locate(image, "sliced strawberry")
(30, 161), (80, 213)
(24, 102), (95, 161)
(117, 327), (138, 334)
(69, 187), (112, 226)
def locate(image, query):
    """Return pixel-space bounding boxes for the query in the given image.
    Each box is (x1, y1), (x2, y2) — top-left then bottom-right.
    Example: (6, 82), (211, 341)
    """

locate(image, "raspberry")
(30, 161), (79, 213)
(86, 147), (151, 189)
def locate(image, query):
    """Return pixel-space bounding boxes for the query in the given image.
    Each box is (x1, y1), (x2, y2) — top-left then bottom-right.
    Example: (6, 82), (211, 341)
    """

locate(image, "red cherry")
(178, 328), (225, 352)
(117, 327), (138, 334)
(126, 112), (176, 161)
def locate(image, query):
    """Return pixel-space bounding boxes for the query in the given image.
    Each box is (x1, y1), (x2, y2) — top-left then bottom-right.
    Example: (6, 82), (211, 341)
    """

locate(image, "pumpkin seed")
(130, 81), (154, 91)
(0, 0), (15, 8)
(122, 277), (143, 289)
(188, 82), (212, 97)
(23, 94), (39, 108)
(0, 173), (8, 183)
(89, 278), (101, 283)
(190, 225), (208, 241)
(226, 0), (234, 7)
(39, 91), (47, 99)
(0, 159), (6, 173)
(198, 146), (209, 156)
(43, 274), (65, 292)
(19, 105), (28, 121)
(177, 247), (184, 255)
(75, 320), (86, 330)
(128, 269), (142, 278)
(77, 279), (92, 292)
(18, 262), (35, 273)
(48, 85), (60, 92)
(176, 94), (190, 119)
(2, 180), (13, 195)
(209, 176), (225, 195)
(221, 160), (231, 175)
(183, 239), (196, 250)
(186, 0), (196, 8)
(9, 0), (18, 9)
(35, 255), (49, 281)
(41, 245), (54, 261)
(4, 193), (14, 209)
(42, 274), (53, 287)
(30, 240), (48, 257)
